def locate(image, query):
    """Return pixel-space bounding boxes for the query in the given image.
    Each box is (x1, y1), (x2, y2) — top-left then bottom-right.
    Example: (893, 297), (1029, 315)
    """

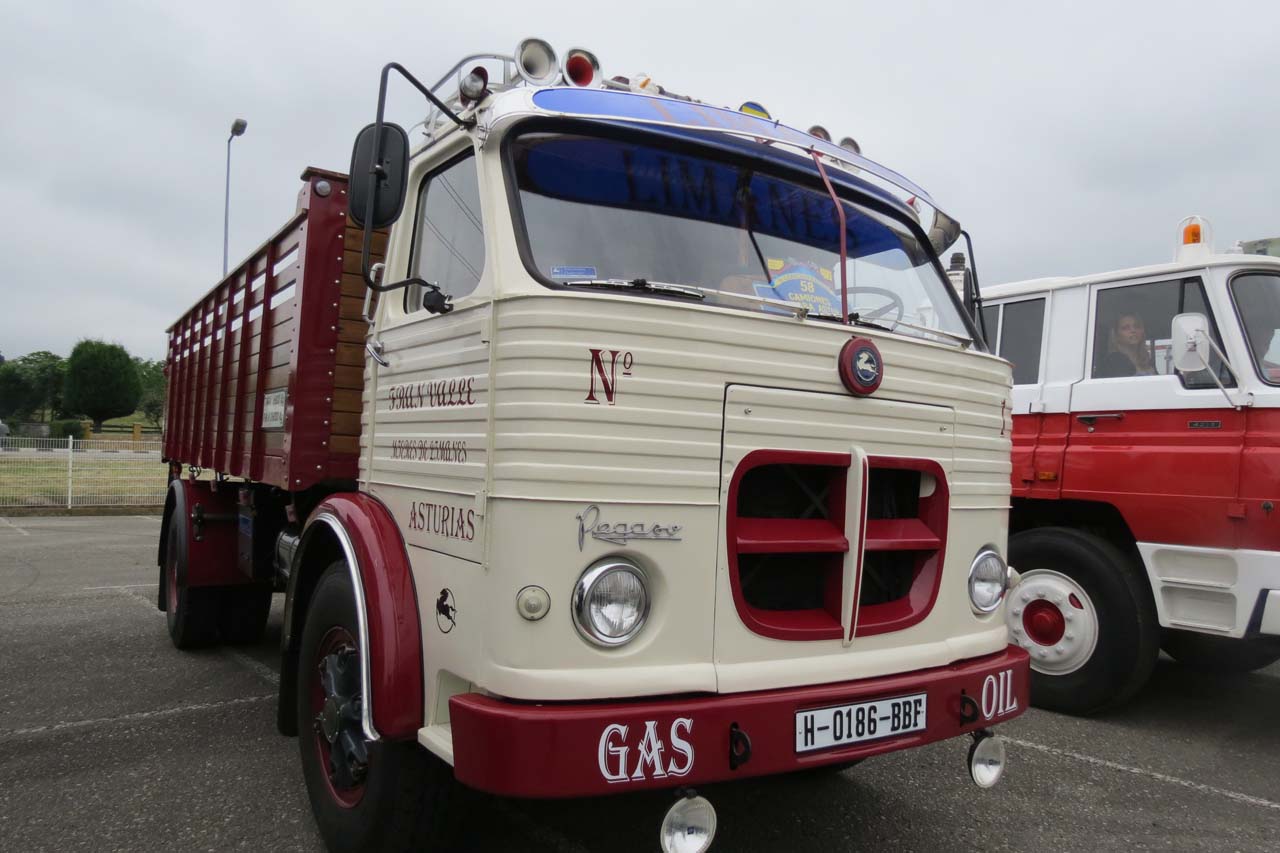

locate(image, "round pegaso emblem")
(838, 337), (883, 396)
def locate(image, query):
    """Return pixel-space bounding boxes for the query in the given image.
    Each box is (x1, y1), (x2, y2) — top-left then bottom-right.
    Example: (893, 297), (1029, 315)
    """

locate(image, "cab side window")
(1090, 277), (1232, 388)
(405, 154), (484, 313)
(982, 299), (1045, 385)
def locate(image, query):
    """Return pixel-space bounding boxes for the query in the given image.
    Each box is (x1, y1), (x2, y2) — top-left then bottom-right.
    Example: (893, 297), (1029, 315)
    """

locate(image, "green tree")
(134, 357), (167, 429)
(0, 361), (36, 421)
(15, 351), (65, 421)
(63, 340), (142, 431)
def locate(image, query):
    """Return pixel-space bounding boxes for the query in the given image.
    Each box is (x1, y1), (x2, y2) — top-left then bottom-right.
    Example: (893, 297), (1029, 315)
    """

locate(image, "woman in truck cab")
(1097, 312), (1156, 377)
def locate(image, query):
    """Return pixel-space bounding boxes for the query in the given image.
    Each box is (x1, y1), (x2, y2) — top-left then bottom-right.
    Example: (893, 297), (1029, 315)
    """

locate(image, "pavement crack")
(0, 695), (275, 741)
(1007, 736), (1280, 812)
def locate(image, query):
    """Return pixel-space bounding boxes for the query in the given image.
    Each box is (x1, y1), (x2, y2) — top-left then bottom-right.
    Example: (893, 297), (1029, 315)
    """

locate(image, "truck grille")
(726, 450), (949, 641)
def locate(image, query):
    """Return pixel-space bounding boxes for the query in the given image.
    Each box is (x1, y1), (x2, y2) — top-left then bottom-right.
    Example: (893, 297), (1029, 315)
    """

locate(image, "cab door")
(1063, 273), (1242, 550)
(983, 297), (1054, 498)
(363, 143), (493, 566)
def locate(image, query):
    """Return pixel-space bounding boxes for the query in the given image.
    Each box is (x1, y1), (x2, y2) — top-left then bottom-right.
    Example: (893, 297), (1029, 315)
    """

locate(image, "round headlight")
(968, 548), (1008, 613)
(572, 558), (650, 646)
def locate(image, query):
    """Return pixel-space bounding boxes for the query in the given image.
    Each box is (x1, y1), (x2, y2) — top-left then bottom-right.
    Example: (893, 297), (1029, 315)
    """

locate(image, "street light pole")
(223, 118), (248, 277)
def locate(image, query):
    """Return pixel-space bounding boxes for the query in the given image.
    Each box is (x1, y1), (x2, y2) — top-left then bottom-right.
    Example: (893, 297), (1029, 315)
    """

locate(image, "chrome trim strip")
(310, 511), (380, 742)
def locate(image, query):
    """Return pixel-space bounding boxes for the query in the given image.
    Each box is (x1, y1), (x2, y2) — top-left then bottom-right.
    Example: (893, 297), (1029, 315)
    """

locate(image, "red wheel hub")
(1023, 599), (1066, 646)
(311, 626), (366, 808)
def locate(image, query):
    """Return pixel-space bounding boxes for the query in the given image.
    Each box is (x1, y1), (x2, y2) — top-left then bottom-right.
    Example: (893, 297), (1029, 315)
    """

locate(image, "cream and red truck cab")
(982, 217), (1280, 715)
(158, 40), (1027, 852)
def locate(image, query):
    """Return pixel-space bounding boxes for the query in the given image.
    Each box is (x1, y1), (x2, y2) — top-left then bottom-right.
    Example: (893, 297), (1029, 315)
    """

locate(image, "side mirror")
(348, 122), (410, 230)
(1170, 312), (1211, 373)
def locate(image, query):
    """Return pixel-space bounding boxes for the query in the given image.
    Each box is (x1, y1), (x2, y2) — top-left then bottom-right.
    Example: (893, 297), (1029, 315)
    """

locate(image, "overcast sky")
(3, 0), (1278, 361)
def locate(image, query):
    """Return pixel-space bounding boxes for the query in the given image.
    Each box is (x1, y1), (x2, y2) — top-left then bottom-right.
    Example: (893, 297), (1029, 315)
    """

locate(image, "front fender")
(287, 492), (424, 741)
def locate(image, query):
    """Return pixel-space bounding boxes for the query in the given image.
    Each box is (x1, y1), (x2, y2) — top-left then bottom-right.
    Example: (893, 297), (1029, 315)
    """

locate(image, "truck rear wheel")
(217, 587), (273, 645)
(163, 507), (218, 649)
(1007, 527), (1158, 715)
(297, 561), (452, 853)
(1161, 631), (1280, 674)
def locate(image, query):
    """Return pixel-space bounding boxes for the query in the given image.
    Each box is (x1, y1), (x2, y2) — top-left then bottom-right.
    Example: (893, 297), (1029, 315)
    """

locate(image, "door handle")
(365, 340), (389, 367)
(1076, 413), (1124, 432)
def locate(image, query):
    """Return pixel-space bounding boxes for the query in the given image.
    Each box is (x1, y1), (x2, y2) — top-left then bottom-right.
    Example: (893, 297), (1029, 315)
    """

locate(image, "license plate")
(795, 692), (927, 753)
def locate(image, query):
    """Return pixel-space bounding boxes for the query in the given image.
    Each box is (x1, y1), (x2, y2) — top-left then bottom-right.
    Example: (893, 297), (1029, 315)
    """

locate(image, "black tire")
(1008, 527), (1159, 715)
(217, 586), (274, 645)
(297, 561), (452, 853)
(1161, 631), (1280, 674)
(163, 506), (219, 649)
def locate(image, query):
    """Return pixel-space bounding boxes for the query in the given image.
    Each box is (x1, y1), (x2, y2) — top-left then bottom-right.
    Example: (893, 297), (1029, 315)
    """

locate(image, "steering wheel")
(847, 286), (906, 326)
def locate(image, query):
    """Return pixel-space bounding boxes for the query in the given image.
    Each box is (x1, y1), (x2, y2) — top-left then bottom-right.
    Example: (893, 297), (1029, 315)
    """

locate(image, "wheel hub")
(1006, 569), (1100, 676)
(312, 638), (369, 796)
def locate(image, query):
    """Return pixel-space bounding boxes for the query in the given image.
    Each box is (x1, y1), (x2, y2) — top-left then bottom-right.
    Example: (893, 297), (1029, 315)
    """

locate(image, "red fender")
(166, 478), (248, 588)
(304, 493), (424, 740)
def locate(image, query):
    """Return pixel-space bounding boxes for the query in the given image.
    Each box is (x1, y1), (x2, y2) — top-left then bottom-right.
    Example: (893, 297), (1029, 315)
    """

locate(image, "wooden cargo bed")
(163, 168), (382, 491)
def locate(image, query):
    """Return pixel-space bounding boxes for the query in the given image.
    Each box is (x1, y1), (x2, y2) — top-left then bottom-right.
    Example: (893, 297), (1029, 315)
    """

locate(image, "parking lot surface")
(2, 515), (1278, 852)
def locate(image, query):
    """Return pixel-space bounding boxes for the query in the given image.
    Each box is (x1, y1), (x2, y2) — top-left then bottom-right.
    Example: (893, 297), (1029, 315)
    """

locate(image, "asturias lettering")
(407, 501), (477, 541)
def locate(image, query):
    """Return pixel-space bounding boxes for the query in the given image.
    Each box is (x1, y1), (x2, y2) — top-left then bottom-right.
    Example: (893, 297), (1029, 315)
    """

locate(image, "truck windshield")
(1231, 272), (1280, 384)
(509, 131), (970, 345)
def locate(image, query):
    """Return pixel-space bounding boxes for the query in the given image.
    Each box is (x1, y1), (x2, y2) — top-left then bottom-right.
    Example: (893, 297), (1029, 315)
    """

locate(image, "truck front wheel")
(1007, 527), (1159, 715)
(297, 562), (452, 853)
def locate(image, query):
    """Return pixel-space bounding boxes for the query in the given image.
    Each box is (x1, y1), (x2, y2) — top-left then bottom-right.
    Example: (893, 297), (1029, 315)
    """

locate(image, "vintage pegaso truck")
(158, 39), (1028, 853)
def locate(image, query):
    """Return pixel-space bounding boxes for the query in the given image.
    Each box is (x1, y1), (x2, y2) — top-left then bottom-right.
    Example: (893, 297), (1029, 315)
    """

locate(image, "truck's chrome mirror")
(348, 122), (409, 230)
(1171, 312), (1211, 373)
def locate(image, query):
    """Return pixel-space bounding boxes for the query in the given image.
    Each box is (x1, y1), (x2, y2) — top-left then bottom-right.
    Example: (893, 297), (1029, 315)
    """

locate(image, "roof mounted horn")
(515, 38), (560, 86)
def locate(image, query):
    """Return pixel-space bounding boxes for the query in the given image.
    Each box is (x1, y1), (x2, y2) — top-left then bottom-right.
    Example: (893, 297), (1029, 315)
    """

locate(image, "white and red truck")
(158, 39), (1028, 852)
(982, 217), (1280, 714)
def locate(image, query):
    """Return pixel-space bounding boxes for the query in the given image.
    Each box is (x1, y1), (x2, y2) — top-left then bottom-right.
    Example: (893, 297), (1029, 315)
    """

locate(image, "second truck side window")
(406, 153), (485, 312)
(982, 299), (1044, 385)
(1090, 277), (1232, 387)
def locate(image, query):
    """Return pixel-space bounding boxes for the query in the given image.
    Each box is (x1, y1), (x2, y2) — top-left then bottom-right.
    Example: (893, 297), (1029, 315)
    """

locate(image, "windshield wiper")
(564, 278), (705, 300)
(885, 318), (972, 347)
(567, 277), (813, 320)
(845, 314), (893, 334)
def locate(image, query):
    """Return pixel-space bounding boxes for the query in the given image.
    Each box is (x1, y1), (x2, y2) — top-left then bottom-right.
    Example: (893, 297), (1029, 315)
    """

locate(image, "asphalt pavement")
(2, 515), (1278, 852)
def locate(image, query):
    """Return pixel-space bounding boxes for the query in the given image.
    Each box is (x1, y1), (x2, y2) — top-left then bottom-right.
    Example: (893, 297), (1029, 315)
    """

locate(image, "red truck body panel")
(163, 169), (377, 491)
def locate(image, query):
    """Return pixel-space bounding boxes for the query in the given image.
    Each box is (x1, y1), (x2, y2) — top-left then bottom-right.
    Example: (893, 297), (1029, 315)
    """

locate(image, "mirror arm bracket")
(358, 62), (476, 296)
(1187, 331), (1248, 409)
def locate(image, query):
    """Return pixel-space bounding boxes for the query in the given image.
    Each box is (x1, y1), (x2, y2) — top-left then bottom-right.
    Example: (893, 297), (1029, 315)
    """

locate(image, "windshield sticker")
(752, 258), (841, 316)
(552, 265), (599, 279)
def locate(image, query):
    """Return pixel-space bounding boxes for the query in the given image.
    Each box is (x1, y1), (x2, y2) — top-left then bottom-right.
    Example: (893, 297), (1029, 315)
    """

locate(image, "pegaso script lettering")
(576, 504), (682, 550)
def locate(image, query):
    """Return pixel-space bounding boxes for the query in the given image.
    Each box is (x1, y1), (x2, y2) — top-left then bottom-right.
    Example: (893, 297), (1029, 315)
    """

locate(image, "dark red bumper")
(449, 645), (1029, 798)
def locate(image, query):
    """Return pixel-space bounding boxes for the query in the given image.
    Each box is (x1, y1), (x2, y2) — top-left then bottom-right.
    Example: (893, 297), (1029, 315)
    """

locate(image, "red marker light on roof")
(563, 49), (600, 87)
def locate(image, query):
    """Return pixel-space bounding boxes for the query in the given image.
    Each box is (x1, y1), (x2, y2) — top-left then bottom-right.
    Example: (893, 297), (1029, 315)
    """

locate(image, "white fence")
(0, 437), (167, 508)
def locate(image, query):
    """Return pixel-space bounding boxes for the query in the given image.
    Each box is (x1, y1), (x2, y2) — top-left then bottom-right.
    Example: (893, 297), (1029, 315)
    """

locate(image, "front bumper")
(449, 645), (1029, 798)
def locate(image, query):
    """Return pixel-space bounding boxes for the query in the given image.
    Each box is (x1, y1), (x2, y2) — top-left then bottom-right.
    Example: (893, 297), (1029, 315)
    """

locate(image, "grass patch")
(0, 453), (167, 508)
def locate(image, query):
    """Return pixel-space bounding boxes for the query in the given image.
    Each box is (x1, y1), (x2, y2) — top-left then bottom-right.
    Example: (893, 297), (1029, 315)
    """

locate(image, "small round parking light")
(968, 547), (1008, 613)
(968, 731), (1006, 788)
(572, 558), (650, 647)
(660, 792), (717, 853)
(516, 585), (550, 621)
